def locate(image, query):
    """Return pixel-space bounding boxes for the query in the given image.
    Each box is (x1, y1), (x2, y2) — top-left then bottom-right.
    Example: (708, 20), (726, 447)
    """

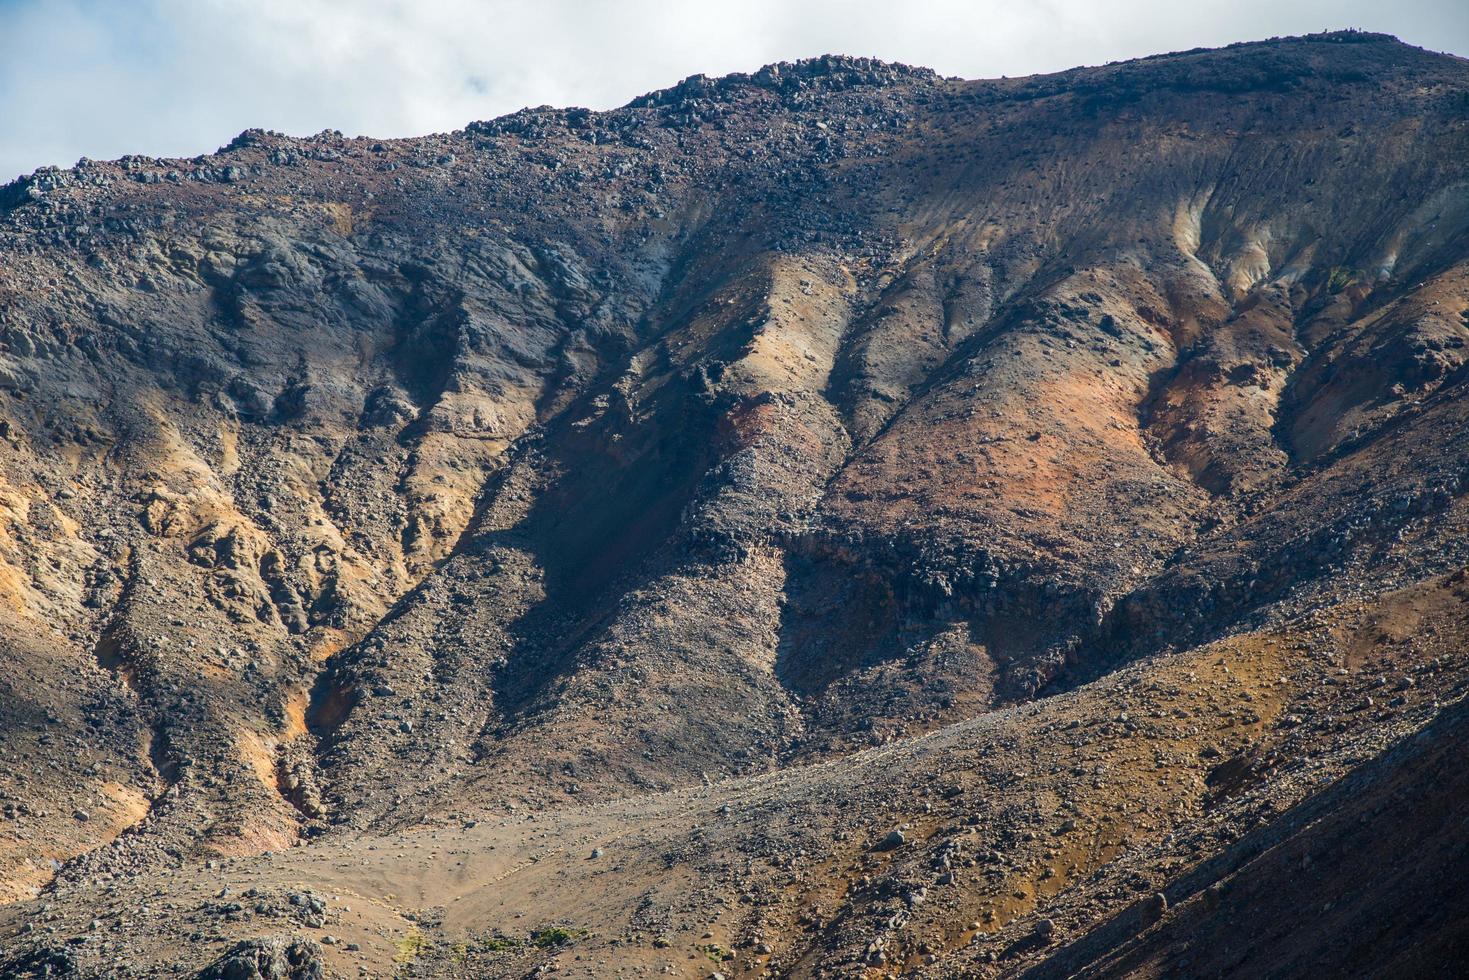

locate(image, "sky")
(2, 0), (1466, 183)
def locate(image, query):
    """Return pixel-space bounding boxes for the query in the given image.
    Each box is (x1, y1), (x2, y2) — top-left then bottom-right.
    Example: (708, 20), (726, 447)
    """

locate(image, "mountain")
(1, 29), (1467, 978)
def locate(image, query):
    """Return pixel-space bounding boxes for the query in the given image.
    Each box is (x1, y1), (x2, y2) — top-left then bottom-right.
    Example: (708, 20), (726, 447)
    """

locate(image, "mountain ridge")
(0, 30), (1466, 977)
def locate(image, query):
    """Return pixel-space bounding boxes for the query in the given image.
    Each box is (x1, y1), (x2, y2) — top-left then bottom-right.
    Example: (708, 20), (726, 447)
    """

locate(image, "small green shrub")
(698, 942), (733, 963)
(1326, 266), (1360, 294)
(480, 935), (521, 952)
(394, 928), (427, 964)
(531, 926), (588, 948)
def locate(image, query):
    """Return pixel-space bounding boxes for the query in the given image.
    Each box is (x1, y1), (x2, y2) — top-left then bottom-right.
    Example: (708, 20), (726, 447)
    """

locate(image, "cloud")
(1, 0), (1466, 181)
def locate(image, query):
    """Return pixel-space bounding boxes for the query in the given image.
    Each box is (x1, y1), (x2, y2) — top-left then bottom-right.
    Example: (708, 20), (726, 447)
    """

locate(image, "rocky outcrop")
(197, 937), (325, 980)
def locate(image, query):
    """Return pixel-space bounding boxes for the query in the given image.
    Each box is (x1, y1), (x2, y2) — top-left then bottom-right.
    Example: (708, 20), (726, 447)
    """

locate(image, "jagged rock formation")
(0, 31), (1467, 978)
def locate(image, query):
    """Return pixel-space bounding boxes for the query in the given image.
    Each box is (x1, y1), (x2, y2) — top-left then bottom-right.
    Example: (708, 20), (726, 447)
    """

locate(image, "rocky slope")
(0, 30), (1467, 978)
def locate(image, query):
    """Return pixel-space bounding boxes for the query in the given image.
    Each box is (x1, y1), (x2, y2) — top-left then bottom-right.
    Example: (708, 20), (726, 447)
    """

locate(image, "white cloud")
(1, 0), (1465, 181)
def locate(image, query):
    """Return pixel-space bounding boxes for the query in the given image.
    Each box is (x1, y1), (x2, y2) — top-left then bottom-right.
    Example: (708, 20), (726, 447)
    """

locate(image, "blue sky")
(2, 0), (1466, 182)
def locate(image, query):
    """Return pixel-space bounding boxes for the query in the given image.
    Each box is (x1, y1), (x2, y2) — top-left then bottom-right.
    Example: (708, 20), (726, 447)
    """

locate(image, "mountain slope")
(0, 30), (1467, 978)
